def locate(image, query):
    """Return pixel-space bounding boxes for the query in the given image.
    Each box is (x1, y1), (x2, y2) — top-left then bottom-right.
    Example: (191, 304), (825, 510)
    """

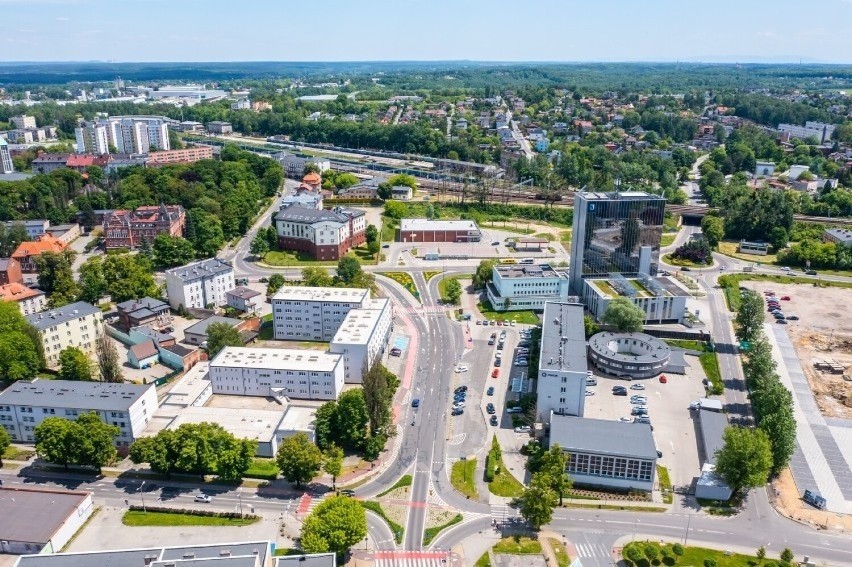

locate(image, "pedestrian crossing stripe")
(574, 542), (611, 558)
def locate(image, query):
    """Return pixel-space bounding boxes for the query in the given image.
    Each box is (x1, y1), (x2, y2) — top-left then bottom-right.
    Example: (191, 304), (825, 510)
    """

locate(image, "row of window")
(566, 451), (654, 481)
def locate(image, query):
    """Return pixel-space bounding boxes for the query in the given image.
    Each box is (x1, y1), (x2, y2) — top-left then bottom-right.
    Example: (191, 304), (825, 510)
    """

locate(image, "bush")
(128, 505), (258, 521)
(672, 238), (713, 264)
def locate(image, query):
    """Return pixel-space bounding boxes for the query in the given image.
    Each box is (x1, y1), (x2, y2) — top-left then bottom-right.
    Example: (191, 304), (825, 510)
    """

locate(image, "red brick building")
(398, 219), (482, 243)
(103, 204), (185, 250)
(0, 257), (23, 285)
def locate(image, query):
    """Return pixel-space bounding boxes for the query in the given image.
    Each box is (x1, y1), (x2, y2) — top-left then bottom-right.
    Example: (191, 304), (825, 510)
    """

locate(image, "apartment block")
(165, 258), (235, 311)
(329, 297), (393, 383)
(486, 263), (570, 312)
(26, 301), (103, 369)
(0, 379), (157, 447)
(272, 286), (370, 341)
(0, 283), (46, 316)
(0, 137), (14, 174)
(146, 145), (214, 165)
(209, 346), (344, 401)
(536, 302), (587, 422)
(10, 115), (36, 129)
(74, 123), (110, 155)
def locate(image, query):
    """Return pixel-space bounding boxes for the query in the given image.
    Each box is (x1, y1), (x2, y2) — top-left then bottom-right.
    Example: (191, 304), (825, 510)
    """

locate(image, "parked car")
(491, 241), (500, 246)
(630, 383), (645, 390)
(510, 321), (516, 327)
(452, 402), (465, 409)
(514, 426), (531, 433)
(390, 348), (402, 357)
(787, 315), (799, 320)
(476, 320), (482, 325)
(490, 415), (498, 426)
(412, 399), (420, 408)
(194, 494), (213, 503)
(454, 365), (469, 373)
(631, 407), (649, 416)
(586, 377), (597, 385)
(488, 338), (496, 346)
(487, 386), (494, 396)
(585, 389), (595, 396)
(781, 296), (791, 301)
(514, 360), (528, 367)
(494, 358), (502, 367)
(612, 386), (627, 393)
(455, 385), (468, 393)
(451, 408), (464, 416)
(491, 369), (499, 378)
(613, 389), (628, 396)
(506, 406), (523, 413)
(486, 403), (496, 414)
(777, 319), (788, 324)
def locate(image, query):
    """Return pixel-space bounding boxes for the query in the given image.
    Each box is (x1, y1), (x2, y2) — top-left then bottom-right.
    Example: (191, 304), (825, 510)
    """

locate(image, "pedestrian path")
(360, 550), (463, 566)
(399, 306), (448, 315)
(574, 542), (611, 559)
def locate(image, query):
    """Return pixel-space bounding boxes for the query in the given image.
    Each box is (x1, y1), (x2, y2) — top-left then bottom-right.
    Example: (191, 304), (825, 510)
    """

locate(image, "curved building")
(588, 331), (671, 379)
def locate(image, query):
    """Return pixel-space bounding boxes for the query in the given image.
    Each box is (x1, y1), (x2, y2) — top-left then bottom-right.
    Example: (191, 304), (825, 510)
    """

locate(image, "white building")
(329, 297), (393, 383)
(583, 274), (690, 324)
(276, 152), (331, 178)
(226, 286), (262, 314)
(97, 116), (171, 154)
(273, 205), (367, 261)
(165, 258), (235, 311)
(10, 115), (36, 129)
(754, 161), (776, 177)
(209, 346), (344, 401)
(536, 302), (587, 422)
(231, 98), (251, 110)
(0, 137), (14, 174)
(0, 283), (46, 316)
(25, 301), (103, 369)
(74, 123), (110, 155)
(486, 263), (571, 312)
(0, 487), (94, 555)
(272, 286), (370, 341)
(778, 121), (836, 144)
(0, 379), (157, 447)
(5, 219), (48, 239)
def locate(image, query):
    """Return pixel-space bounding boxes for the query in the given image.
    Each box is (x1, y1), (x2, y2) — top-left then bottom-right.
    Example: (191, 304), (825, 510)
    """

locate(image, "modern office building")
(582, 273), (690, 324)
(568, 191), (666, 294)
(165, 258), (235, 311)
(16, 542), (280, 567)
(536, 302), (587, 422)
(0, 487), (94, 555)
(587, 331), (672, 379)
(103, 204), (185, 250)
(209, 346), (345, 401)
(273, 205), (366, 260)
(486, 263), (570, 311)
(25, 301), (103, 368)
(328, 297), (393, 383)
(272, 286), (371, 341)
(74, 123), (110, 155)
(550, 413), (657, 491)
(0, 283), (46, 316)
(0, 137), (14, 174)
(0, 379), (157, 446)
(399, 219), (482, 243)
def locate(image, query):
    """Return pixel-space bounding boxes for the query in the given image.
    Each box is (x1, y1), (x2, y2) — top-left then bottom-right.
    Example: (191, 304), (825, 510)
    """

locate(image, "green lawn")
(560, 230), (572, 244)
(493, 537), (542, 555)
(122, 510), (258, 527)
(360, 501), (404, 544)
(623, 542), (766, 567)
(245, 458), (278, 480)
(258, 326), (274, 340)
(377, 474), (412, 497)
(656, 465), (673, 504)
(477, 301), (540, 325)
(262, 250), (338, 267)
(548, 538), (570, 567)
(450, 459), (478, 499)
(532, 232), (556, 241)
(3, 446), (35, 461)
(717, 240), (779, 264)
(487, 439), (525, 498)
(660, 232), (677, 247)
(474, 552), (492, 567)
(438, 275), (463, 305)
(699, 351), (724, 395)
(422, 513), (462, 546)
(423, 271), (442, 281)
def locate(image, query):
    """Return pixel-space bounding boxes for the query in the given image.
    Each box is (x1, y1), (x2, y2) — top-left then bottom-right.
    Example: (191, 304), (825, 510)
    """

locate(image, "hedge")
(128, 505), (259, 521)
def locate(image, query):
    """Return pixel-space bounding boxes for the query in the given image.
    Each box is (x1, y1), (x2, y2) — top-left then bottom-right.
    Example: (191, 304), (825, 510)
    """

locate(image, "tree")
(700, 215), (725, 248)
(386, 173), (417, 190)
(324, 444), (344, 488)
(624, 544), (644, 565)
(367, 239), (381, 257)
(583, 315), (600, 338)
(444, 278), (462, 305)
(362, 363), (398, 437)
(780, 548), (794, 563)
(769, 226), (789, 251)
(536, 445), (573, 505)
(152, 234), (196, 269)
(314, 401), (337, 450)
(0, 427), (10, 466)
(36, 250), (79, 308)
(644, 542), (660, 564)
(78, 256), (108, 304)
(34, 418), (81, 470)
(215, 436), (256, 481)
(735, 290), (764, 343)
(365, 224), (379, 245)
(302, 267), (333, 287)
(206, 323), (242, 358)
(714, 426), (773, 492)
(300, 495), (367, 555)
(757, 546), (766, 560)
(250, 233), (270, 258)
(75, 412), (119, 473)
(517, 475), (555, 530)
(0, 222), (30, 257)
(0, 302), (43, 380)
(187, 209), (225, 258)
(267, 273), (286, 296)
(59, 347), (95, 382)
(601, 297), (645, 332)
(335, 256), (363, 285)
(334, 389), (370, 451)
(672, 543), (684, 558)
(95, 333), (123, 383)
(383, 200), (406, 219)
(276, 432), (323, 488)
(102, 254), (160, 303)
(473, 259), (496, 289)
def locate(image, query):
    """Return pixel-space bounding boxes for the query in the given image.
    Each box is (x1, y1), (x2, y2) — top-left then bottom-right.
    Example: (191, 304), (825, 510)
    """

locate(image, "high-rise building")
(568, 191), (666, 294)
(10, 115), (36, 129)
(98, 116), (171, 154)
(74, 123), (110, 155)
(0, 137), (14, 174)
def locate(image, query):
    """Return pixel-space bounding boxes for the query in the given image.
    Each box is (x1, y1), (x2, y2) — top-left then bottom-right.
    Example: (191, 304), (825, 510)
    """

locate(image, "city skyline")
(2, 0), (851, 63)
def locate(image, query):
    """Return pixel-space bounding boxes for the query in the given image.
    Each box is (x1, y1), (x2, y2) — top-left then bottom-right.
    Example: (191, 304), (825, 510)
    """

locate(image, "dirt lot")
(741, 281), (852, 419)
(771, 469), (852, 531)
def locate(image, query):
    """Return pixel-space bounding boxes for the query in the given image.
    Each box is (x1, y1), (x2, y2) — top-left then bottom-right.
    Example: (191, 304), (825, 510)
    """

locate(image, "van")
(519, 258), (535, 265)
(586, 377), (597, 386)
(506, 406), (524, 414)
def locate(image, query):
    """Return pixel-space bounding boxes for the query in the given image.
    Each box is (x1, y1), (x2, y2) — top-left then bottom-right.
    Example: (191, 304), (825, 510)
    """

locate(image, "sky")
(2, 0), (852, 63)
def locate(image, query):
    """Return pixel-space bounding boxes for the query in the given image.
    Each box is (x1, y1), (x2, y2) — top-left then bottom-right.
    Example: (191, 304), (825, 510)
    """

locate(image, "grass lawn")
(477, 301), (539, 325)
(381, 217), (398, 242)
(122, 510), (258, 527)
(656, 465), (673, 504)
(377, 474), (412, 497)
(660, 232), (677, 247)
(474, 552), (492, 567)
(245, 458), (278, 480)
(258, 326), (274, 340)
(624, 542), (764, 567)
(422, 513), (462, 546)
(378, 272), (420, 300)
(717, 240), (779, 264)
(488, 439), (525, 498)
(699, 351), (724, 395)
(423, 271), (442, 281)
(361, 501), (404, 544)
(532, 232), (555, 241)
(493, 536), (542, 555)
(262, 250), (337, 267)
(548, 537), (570, 567)
(662, 253), (711, 268)
(560, 230), (572, 244)
(450, 459), (478, 499)
(3, 446), (35, 461)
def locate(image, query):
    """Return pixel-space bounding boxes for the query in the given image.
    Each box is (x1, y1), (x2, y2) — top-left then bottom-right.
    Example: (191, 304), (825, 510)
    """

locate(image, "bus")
(499, 258), (517, 264)
(519, 258), (535, 265)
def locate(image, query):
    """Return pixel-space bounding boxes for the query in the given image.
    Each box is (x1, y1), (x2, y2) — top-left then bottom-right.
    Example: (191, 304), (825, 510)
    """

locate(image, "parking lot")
(584, 358), (708, 488)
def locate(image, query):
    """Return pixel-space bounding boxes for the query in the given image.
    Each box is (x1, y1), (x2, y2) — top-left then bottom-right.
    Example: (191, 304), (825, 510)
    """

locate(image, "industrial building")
(398, 219), (482, 243)
(0, 487), (94, 555)
(272, 286), (371, 341)
(535, 302), (587, 421)
(328, 297), (393, 383)
(486, 263), (570, 311)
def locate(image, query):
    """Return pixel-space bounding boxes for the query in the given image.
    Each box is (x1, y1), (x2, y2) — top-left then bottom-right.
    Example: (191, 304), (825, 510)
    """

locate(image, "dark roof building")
(273, 205), (366, 261)
(116, 296), (170, 330)
(0, 487), (94, 555)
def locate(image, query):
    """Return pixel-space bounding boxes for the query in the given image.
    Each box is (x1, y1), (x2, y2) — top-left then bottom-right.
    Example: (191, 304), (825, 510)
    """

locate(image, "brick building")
(398, 218), (482, 243)
(274, 205), (366, 260)
(11, 235), (67, 273)
(103, 204), (185, 250)
(0, 257), (23, 285)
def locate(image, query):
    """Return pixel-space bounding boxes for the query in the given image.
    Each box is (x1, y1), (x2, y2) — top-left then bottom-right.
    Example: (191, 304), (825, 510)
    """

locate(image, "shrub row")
(129, 505), (258, 521)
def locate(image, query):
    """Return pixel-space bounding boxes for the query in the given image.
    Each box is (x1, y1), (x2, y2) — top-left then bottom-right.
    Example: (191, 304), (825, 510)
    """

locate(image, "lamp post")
(632, 518), (639, 542)
(364, 536), (368, 550)
(237, 487), (244, 519)
(139, 481), (147, 514)
(683, 513), (692, 546)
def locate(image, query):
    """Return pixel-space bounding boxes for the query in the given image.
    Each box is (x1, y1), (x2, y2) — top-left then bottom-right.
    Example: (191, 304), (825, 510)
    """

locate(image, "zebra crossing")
(399, 306), (447, 315)
(574, 541), (611, 559)
(369, 551), (463, 566)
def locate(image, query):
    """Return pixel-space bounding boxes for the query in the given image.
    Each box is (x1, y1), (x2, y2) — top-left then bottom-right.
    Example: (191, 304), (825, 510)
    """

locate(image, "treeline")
(715, 93), (833, 128)
(383, 200), (573, 226)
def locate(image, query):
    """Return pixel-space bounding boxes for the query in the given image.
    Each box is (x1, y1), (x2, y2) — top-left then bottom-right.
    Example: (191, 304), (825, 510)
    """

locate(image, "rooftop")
(577, 190), (665, 203)
(698, 408), (729, 465)
(274, 205), (363, 225)
(26, 301), (100, 331)
(227, 286), (262, 300)
(165, 258), (233, 282)
(16, 541), (273, 567)
(276, 553), (336, 567)
(117, 296), (169, 314)
(0, 283), (44, 302)
(539, 302), (587, 374)
(272, 286), (369, 304)
(400, 218), (480, 232)
(495, 264), (567, 280)
(826, 227), (852, 245)
(12, 234), (67, 259)
(587, 331), (672, 365)
(185, 315), (242, 337)
(0, 379), (154, 412)
(210, 347), (343, 373)
(159, 362), (211, 408)
(549, 413), (658, 460)
(330, 298), (390, 345)
(0, 487), (90, 545)
(279, 405), (318, 434)
(165, 406), (287, 444)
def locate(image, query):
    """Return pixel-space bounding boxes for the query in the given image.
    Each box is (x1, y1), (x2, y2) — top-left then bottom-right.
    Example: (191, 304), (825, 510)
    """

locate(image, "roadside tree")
(517, 475), (556, 530)
(714, 426), (773, 492)
(601, 297), (645, 332)
(276, 432), (323, 488)
(323, 444), (344, 488)
(300, 495), (367, 555)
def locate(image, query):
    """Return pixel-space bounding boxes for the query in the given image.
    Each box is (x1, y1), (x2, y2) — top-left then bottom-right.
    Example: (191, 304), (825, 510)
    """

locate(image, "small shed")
(695, 463), (733, 501)
(511, 237), (549, 251)
(128, 340), (159, 369)
(698, 398), (723, 412)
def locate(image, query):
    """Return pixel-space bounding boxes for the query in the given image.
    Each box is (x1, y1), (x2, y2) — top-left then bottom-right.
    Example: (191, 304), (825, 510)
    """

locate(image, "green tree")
(324, 444), (344, 488)
(473, 259), (496, 289)
(335, 256), (363, 285)
(333, 172), (359, 189)
(700, 215), (725, 248)
(367, 239), (381, 257)
(601, 297), (645, 332)
(444, 278), (462, 305)
(362, 363), (398, 437)
(314, 401), (337, 450)
(644, 542), (660, 564)
(58, 347), (95, 381)
(276, 432), (323, 488)
(623, 544), (644, 565)
(300, 495), (367, 556)
(757, 546), (766, 559)
(34, 418), (81, 470)
(0, 223), (30, 258)
(36, 250), (79, 308)
(334, 389), (370, 451)
(735, 290), (764, 343)
(517, 475), (556, 530)
(250, 233), (270, 258)
(780, 548), (794, 563)
(383, 200), (406, 218)
(102, 254), (160, 303)
(75, 412), (119, 473)
(266, 273), (286, 296)
(362, 433), (386, 461)
(0, 302), (43, 380)
(187, 209), (225, 258)
(536, 445), (573, 505)
(78, 256), (108, 304)
(206, 323), (242, 358)
(769, 226), (789, 251)
(714, 426), (773, 492)
(95, 332), (123, 383)
(672, 543), (684, 558)
(365, 224), (379, 245)
(386, 173), (418, 190)
(583, 315), (600, 338)
(0, 427), (10, 466)
(152, 234), (196, 269)
(302, 267), (333, 287)
(216, 436), (257, 481)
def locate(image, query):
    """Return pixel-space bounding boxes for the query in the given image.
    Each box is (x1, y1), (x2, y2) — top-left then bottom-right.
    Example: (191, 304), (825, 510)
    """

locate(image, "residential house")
(226, 286), (262, 314)
(12, 234), (67, 274)
(0, 283), (46, 316)
(164, 258), (235, 311)
(116, 297), (170, 330)
(25, 302), (104, 368)
(0, 257), (23, 285)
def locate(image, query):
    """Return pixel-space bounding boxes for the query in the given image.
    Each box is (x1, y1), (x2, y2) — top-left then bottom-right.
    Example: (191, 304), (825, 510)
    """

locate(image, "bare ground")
(771, 469), (852, 530)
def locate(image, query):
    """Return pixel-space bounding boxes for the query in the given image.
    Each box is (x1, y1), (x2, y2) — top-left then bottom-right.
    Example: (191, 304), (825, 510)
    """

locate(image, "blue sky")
(3, 0), (852, 63)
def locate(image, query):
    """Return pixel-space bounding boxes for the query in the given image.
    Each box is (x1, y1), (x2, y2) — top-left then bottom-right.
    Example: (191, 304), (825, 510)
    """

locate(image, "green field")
(450, 459), (478, 499)
(493, 537), (542, 555)
(122, 510), (258, 527)
(244, 458), (278, 480)
(623, 542), (767, 567)
(477, 301), (540, 325)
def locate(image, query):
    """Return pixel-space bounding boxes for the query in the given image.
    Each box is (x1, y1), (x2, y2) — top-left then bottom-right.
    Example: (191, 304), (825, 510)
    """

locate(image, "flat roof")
(587, 276), (689, 298)
(539, 302), (587, 374)
(495, 264), (566, 279)
(210, 347), (342, 373)
(272, 286), (369, 304)
(550, 413), (658, 460)
(279, 405), (318, 433)
(166, 258), (233, 282)
(185, 315), (242, 336)
(276, 553), (336, 567)
(167, 407), (286, 443)
(26, 301), (100, 331)
(587, 331), (671, 365)
(0, 379), (153, 411)
(826, 227), (852, 245)
(576, 190), (665, 202)
(0, 487), (90, 545)
(400, 218), (479, 232)
(698, 408), (729, 465)
(160, 362), (211, 408)
(17, 542), (272, 567)
(330, 298), (390, 346)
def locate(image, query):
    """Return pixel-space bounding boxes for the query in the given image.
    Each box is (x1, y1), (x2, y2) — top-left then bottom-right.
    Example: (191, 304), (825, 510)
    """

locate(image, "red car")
(659, 375), (668, 383)
(781, 296), (791, 301)
(491, 369), (499, 379)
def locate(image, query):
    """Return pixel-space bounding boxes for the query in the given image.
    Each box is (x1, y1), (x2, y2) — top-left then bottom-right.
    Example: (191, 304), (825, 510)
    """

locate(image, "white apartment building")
(486, 263), (571, 311)
(272, 286), (370, 341)
(536, 302), (587, 422)
(98, 116), (171, 154)
(26, 302), (103, 369)
(0, 283), (46, 316)
(778, 121), (836, 144)
(329, 297), (393, 383)
(209, 346), (344, 401)
(0, 137), (14, 174)
(165, 258), (235, 311)
(0, 379), (157, 447)
(10, 115), (36, 129)
(74, 123), (110, 155)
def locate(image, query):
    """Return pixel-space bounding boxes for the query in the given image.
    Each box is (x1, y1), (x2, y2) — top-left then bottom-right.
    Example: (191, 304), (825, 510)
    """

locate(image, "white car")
(585, 389), (595, 396)
(630, 383), (645, 390)
(194, 494), (213, 503)
(630, 398), (647, 405)
(514, 360), (528, 367)
(452, 402), (465, 409)
(514, 426), (531, 433)
(454, 365), (469, 373)
(509, 321), (516, 327)
(619, 417), (632, 422)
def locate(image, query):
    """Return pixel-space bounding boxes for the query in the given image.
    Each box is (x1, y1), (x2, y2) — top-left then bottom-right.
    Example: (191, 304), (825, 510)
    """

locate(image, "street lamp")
(683, 513), (692, 546)
(632, 518), (639, 541)
(237, 487), (244, 519)
(364, 536), (368, 550)
(139, 481), (147, 514)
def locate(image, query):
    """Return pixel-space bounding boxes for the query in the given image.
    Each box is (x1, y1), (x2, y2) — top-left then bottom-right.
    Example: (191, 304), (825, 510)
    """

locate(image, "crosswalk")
(371, 551), (462, 566)
(574, 542), (611, 558)
(400, 306), (447, 315)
